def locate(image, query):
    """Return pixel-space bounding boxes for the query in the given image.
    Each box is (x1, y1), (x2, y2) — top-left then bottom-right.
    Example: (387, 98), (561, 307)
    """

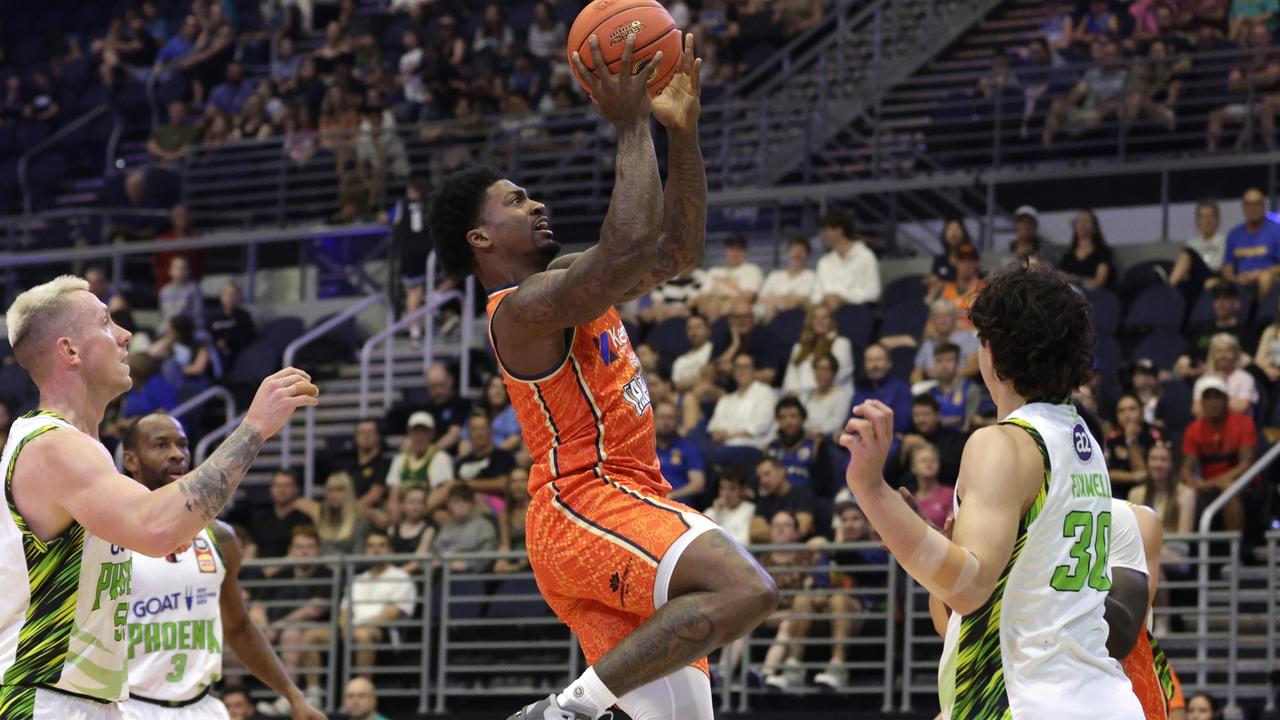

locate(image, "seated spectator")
(207, 281), (256, 369)
(1221, 187), (1280, 295)
(461, 375), (522, 453)
(418, 361), (472, 452)
(800, 354), (855, 438)
(342, 677), (389, 720)
(910, 300), (981, 383)
(390, 484), (434, 574)
(1181, 377), (1257, 532)
(654, 400), (707, 503)
(640, 268), (701, 324)
(221, 689), (256, 720)
(1058, 210), (1114, 289)
(472, 3), (515, 61)
(495, 469), (531, 573)
(119, 353), (178, 420)
(153, 207), (202, 292)
(1042, 1), (1076, 50)
(928, 242), (985, 330)
(527, 2), (568, 63)
(1168, 200), (1227, 290)
(852, 344), (913, 434)
(253, 526), (330, 710)
(765, 397), (838, 497)
(907, 443), (954, 530)
(1043, 40), (1129, 148)
(888, 394), (966, 488)
(148, 315), (213, 393)
(1129, 442), (1196, 535)
(209, 62), (257, 117)
(1185, 692), (1219, 720)
(431, 484), (499, 571)
(672, 313), (715, 393)
(229, 94), (275, 141)
(713, 298), (788, 386)
(1207, 25), (1280, 151)
(147, 100), (197, 166)
(927, 343), (984, 431)
(1017, 40), (1065, 137)
(1181, 0), (1230, 32)
(386, 412), (455, 511)
(301, 531), (415, 697)
(783, 305), (854, 397)
(750, 458), (817, 541)
(1104, 394), (1167, 494)
(708, 352), (778, 453)
(315, 471), (369, 556)
(704, 469), (756, 546)
(449, 414), (516, 514)
(1230, 0), (1280, 38)
(1131, 358), (1165, 426)
(697, 235), (764, 321)
(925, 219), (972, 294)
(340, 419), (392, 521)
(1121, 40), (1184, 132)
(251, 470), (319, 560)
(811, 208), (881, 308)
(1006, 205), (1046, 268)
(152, 15), (199, 79)
(758, 235), (816, 320)
(757, 510), (820, 691)
(1079, 0), (1122, 44)
(1176, 283), (1255, 380)
(158, 256), (204, 328)
(1192, 334), (1259, 416)
(272, 37), (304, 90)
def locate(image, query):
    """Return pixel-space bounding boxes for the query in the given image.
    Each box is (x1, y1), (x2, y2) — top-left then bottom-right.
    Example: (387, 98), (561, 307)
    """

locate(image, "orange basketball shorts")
(526, 475), (718, 674)
(1121, 628), (1166, 720)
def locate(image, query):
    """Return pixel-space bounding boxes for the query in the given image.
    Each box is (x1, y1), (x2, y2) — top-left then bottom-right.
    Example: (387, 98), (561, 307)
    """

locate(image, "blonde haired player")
(0, 276), (317, 720)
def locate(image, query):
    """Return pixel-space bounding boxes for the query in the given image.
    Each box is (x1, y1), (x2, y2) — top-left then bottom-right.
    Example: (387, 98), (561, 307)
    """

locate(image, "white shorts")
(121, 694), (228, 720)
(0, 687), (125, 720)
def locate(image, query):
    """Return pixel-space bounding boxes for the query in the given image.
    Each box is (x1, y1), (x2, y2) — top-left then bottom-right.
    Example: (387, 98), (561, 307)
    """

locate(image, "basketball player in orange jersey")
(427, 32), (778, 720)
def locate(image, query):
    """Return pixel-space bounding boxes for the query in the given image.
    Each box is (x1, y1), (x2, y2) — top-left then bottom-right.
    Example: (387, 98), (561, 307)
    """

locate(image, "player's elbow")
(945, 584), (996, 617)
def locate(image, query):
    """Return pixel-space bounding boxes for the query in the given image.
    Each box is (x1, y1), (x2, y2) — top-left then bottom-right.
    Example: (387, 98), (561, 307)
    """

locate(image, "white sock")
(556, 666), (618, 719)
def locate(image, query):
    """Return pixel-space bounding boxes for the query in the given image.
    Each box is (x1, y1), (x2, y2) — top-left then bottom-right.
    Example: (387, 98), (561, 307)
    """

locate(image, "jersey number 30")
(1050, 510), (1111, 592)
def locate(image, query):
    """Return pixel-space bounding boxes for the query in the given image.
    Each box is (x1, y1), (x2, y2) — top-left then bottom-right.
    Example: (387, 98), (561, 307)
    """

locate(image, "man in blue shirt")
(1223, 187), (1280, 295)
(208, 62), (257, 117)
(851, 343), (912, 434)
(654, 399), (706, 504)
(765, 397), (837, 497)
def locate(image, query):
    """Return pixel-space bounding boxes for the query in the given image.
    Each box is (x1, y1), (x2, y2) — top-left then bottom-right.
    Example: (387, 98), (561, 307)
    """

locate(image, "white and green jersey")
(938, 403), (1143, 719)
(127, 527), (225, 703)
(0, 411), (132, 708)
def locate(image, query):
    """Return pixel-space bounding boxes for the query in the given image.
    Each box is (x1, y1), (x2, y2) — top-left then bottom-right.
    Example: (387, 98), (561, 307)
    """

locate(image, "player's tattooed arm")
(178, 424), (265, 520)
(620, 131), (707, 301)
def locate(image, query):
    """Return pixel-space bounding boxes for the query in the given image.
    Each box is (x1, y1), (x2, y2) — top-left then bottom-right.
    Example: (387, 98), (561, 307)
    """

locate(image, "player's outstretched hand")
(839, 400), (894, 493)
(244, 367), (320, 438)
(652, 32), (701, 136)
(570, 33), (657, 128)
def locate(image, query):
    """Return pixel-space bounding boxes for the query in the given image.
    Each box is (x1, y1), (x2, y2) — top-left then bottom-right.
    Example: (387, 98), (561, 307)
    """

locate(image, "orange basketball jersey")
(486, 286), (668, 497)
(1123, 627), (1182, 720)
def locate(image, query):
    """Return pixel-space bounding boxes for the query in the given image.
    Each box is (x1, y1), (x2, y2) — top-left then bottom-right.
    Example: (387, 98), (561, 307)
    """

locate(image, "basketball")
(567, 0), (682, 98)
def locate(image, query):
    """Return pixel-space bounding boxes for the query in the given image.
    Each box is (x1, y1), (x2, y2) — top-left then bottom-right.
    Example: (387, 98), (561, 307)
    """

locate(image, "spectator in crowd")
(930, 242), (985, 330)
(751, 457), (817, 541)
(1221, 187), (1280, 294)
(272, 36), (304, 89)
(251, 469), (319, 561)
(910, 299), (981, 383)
(1121, 40), (1184, 132)
(473, 3), (515, 60)
(1006, 205), (1045, 268)
(431, 484), (498, 572)
(1231, 0), (1280, 36)
(672, 313), (715, 393)
(1169, 200), (1227, 290)
(208, 281), (256, 369)
(386, 412), (455, 513)
(757, 509), (819, 691)
(153, 205), (202, 291)
(1131, 358), (1165, 426)
(152, 14), (199, 79)
(390, 484), (434, 574)
(800, 354), (855, 437)
(1041, 1), (1076, 50)
(147, 100), (197, 166)
(1185, 692), (1218, 720)
(709, 352), (779, 459)
(811, 208), (881, 307)
(210, 62), (256, 117)
(640, 267), (702, 324)
(1129, 442), (1196, 535)
(148, 315), (213, 394)
(119, 353), (178, 422)
(1058, 209), (1114, 289)
(158, 255), (204, 328)
(418, 361), (471, 452)
(1252, 293), (1280, 387)
(528, 3), (568, 63)
(907, 443), (954, 531)
(713, 298), (788, 386)
(697, 234), (764, 321)
(221, 689), (258, 720)
(928, 342), (983, 431)
(1043, 40), (1129, 148)
(450, 413), (516, 515)
(1192, 333), (1259, 416)
(253, 526), (330, 712)
(705, 469), (756, 546)
(459, 375), (521, 453)
(1104, 394), (1167, 494)
(315, 471), (369, 556)
(766, 397), (837, 497)
(925, 219), (973, 293)
(1207, 24), (1280, 151)
(301, 531), (415, 697)
(340, 419), (391, 521)
(783, 305), (854, 397)
(888, 394), (966, 487)
(494, 469), (531, 574)
(1181, 377), (1257, 532)
(1176, 283), (1255, 380)
(654, 400), (707, 503)
(853, 344), (913, 435)
(342, 677), (389, 720)
(230, 93), (275, 141)
(758, 235), (816, 320)
(1080, 0), (1121, 44)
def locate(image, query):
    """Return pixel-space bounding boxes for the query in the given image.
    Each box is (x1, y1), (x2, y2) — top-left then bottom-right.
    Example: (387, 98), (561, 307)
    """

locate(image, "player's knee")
(739, 570), (779, 627)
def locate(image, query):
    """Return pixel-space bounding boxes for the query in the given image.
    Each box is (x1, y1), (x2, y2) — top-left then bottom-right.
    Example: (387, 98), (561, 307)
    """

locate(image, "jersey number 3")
(1050, 510), (1111, 592)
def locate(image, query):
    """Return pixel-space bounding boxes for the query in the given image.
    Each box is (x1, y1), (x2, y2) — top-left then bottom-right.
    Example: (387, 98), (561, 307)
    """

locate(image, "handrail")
(111, 385), (238, 470)
(17, 104), (115, 214)
(722, 0), (869, 99)
(1267, 530), (1278, 713)
(357, 309), (414, 416)
(194, 411), (245, 465)
(280, 293), (394, 492)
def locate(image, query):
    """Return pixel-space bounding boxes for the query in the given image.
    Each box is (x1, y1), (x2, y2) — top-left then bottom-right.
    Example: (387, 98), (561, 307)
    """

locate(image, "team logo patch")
(1072, 424), (1093, 462)
(621, 375), (651, 416)
(193, 537), (218, 574)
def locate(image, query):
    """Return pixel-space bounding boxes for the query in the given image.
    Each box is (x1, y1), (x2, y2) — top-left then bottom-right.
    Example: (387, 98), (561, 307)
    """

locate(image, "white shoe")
(255, 696), (292, 717)
(303, 686), (324, 709)
(764, 672), (790, 691)
(814, 660), (846, 690)
(783, 656), (805, 687)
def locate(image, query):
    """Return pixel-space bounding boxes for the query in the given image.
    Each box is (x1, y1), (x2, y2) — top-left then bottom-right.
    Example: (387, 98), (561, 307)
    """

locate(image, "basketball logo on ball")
(568, 0), (682, 97)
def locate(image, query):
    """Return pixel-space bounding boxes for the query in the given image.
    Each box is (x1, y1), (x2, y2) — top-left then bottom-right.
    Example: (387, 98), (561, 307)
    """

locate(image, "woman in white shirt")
(800, 354), (854, 437)
(1168, 200), (1226, 289)
(782, 304), (854, 395)
(1192, 332), (1258, 416)
(757, 235), (816, 320)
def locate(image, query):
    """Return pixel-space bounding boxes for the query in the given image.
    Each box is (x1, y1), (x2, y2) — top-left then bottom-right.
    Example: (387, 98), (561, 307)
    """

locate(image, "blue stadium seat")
(1254, 285), (1280, 329)
(1119, 260), (1173, 302)
(486, 577), (551, 619)
(1157, 380), (1193, 437)
(1084, 287), (1121, 338)
(888, 346), (917, 382)
(1093, 335), (1122, 383)
(444, 579), (490, 621)
(257, 316), (305, 354)
(767, 308), (807, 348)
(1189, 288), (1252, 324)
(833, 303), (875, 351)
(1132, 330), (1186, 371)
(646, 317), (690, 358)
(1122, 285), (1185, 336)
(880, 301), (928, 339)
(226, 339), (282, 387)
(882, 275), (927, 308)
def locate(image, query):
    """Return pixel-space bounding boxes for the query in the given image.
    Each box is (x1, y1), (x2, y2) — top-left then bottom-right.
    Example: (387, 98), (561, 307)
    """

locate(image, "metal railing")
(1268, 530), (1278, 713)
(17, 103), (120, 215)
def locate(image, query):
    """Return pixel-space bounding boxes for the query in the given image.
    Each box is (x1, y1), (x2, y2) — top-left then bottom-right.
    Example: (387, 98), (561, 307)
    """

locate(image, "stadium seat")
(646, 317), (691, 358)
(882, 275), (927, 308)
(0, 362), (37, 413)
(1132, 330), (1186, 371)
(1093, 335), (1123, 383)
(1122, 285), (1185, 337)
(1254, 285), (1280, 329)
(1119, 260), (1174, 302)
(767, 307), (807, 348)
(226, 339), (282, 388)
(444, 579), (490, 621)
(1189, 288), (1252, 324)
(833, 303), (875, 351)
(880, 301), (929, 339)
(486, 577), (552, 619)
(888, 346), (917, 382)
(256, 316), (306, 355)
(1084, 287), (1121, 338)
(1157, 380), (1193, 437)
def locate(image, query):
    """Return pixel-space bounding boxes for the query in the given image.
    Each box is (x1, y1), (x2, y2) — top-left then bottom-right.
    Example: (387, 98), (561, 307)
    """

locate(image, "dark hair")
(366, 528), (391, 543)
(756, 456), (784, 472)
(940, 218), (972, 249)
(1196, 198), (1220, 216)
(725, 234), (747, 249)
(221, 689), (251, 704)
(933, 342), (960, 360)
(775, 396), (808, 421)
(355, 417), (382, 433)
(290, 524), (320, 543)
(813, 352), (839, 374)
(912, 393), (941, 411)
(427, 165), (504, 280)
(820, 207), (855, 238)
(169, 314), (196, 345)
(121, 412), (177, 452)
(1186, 692), (1218, 719)
(787, 234), (812, 254)
(969, 265), (1095, 403)
(274, 468), (300, 486)
(447, 483), (476, 504)
(1069, 209), (1110, 254)
(111, 309), (137, 333)
(719, 468), (745, 488)
(732, 351), (756, 367)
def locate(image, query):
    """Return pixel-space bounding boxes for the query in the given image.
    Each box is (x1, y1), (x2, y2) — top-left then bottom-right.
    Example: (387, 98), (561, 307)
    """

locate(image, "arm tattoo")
(622, 132), (707, 300)
(178, 424), (264, 520)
